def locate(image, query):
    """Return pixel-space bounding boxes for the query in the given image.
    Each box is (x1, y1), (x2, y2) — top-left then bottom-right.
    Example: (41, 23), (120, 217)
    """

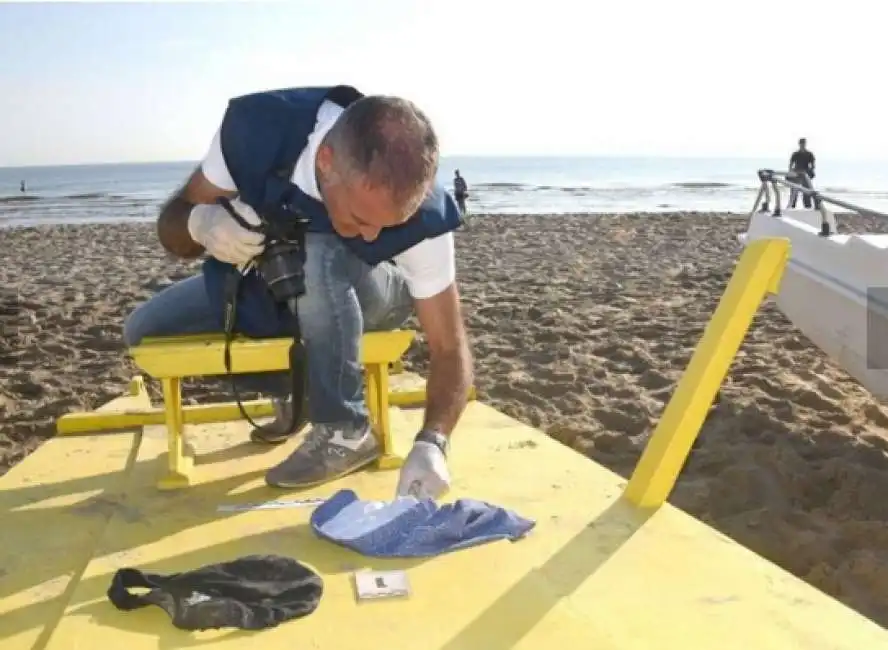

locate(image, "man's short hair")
(324, 95), (439, 215)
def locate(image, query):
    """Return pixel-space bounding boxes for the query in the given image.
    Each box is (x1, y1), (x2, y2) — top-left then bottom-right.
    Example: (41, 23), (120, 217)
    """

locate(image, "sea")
(3, 156), (888, 229)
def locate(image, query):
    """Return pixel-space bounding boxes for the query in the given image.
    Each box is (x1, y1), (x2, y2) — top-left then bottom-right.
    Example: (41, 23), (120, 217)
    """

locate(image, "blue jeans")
(124, 233), (414, 428)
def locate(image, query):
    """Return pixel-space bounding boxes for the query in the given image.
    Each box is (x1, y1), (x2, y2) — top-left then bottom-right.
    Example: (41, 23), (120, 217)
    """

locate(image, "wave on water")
(0, 195), (41, 203)
(473, 180), (744, 191)
(0, 192), (160, 228)
(670, 181), (734, 189)
(469, 179), (888, 197)
(0, 191), (130, 203)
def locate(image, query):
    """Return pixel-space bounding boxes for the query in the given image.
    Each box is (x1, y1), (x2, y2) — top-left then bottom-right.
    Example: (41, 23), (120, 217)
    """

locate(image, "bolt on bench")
(57, 329), (465, 490)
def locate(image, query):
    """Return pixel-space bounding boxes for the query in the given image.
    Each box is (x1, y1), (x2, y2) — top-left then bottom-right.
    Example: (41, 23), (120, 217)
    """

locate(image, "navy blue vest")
(201, 86), (463, 338)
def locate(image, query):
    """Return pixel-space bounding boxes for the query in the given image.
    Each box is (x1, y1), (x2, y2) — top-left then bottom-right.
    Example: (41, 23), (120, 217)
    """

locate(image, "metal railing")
(749, 169), (888, 236)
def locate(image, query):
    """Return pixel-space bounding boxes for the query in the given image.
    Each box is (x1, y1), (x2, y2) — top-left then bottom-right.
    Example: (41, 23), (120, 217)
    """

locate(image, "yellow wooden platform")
(2, 386), (887, 649)
(2, 238), (887, 648)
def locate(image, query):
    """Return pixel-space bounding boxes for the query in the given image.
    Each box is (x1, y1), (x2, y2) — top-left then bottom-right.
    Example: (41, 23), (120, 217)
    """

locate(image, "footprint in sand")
(592, 406), (650, 438)
(863, 404), (888, 428)
(638, 369), (673, 391)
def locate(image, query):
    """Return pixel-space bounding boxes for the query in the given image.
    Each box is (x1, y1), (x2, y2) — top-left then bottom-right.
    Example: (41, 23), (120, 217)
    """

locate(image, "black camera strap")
(217, 197), (307, 437)
(217, 196), (264, 233)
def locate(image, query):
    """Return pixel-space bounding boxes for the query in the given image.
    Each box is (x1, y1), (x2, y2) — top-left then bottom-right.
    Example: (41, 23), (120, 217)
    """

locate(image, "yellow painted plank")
(56, 399), (276, 434)
(131, 330), (415, 378)
(56, 373), (437, 435)
(34, 402), (888, 650)
(625, 237), (791, 508)
(0, 390), (145, 650)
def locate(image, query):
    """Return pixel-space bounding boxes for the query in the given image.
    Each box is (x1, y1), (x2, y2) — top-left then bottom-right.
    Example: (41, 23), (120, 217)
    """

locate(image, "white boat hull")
(739, 209), (888, 400)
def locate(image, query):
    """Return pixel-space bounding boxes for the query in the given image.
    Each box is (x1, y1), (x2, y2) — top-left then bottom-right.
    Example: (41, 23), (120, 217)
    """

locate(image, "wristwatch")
(415, 429), (450, 457)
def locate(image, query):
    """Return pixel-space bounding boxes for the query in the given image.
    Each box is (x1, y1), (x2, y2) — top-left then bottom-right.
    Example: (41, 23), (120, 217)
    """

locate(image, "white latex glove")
(187, 199), (265, 266)
(396, 441), (451, 500)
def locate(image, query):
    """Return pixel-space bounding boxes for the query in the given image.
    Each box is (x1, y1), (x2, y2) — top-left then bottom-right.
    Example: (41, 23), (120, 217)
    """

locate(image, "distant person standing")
(788, 138), (816, 209)
(453, 169), (468, 215)
(19, 180), (26, 194)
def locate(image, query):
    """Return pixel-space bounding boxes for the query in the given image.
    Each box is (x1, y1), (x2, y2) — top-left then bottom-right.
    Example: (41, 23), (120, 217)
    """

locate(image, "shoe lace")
(301, 424), (336, 454)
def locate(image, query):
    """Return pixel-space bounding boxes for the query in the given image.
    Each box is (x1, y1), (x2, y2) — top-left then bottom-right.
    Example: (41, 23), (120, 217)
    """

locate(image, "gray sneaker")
(265, 422), (380, 488)
(250, 396), (308, 445)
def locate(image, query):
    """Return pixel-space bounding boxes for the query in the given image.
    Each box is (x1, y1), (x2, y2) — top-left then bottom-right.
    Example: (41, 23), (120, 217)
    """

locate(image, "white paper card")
(354, 570), (411, 600)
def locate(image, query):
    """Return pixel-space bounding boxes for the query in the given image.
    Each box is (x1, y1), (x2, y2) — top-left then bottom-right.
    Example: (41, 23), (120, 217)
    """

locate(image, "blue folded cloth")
(309, 489), (535, 558)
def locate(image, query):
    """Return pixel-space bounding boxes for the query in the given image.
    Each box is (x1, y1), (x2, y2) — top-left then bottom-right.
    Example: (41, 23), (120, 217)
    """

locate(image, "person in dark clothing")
(453, 170), (468, 215)
(788, 138), (816, 209)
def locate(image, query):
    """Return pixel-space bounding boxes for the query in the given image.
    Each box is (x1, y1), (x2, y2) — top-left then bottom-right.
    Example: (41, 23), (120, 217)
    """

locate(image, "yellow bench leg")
(366, 362), (406, 469)
(157, 377), (195, 489)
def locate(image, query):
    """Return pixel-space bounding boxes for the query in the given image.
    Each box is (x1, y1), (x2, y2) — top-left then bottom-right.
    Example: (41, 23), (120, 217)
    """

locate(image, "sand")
(2, 212), (888, 627)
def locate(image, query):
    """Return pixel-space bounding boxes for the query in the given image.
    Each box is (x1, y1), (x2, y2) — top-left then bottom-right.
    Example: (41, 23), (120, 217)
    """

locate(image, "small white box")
(354, 570), (411, 601)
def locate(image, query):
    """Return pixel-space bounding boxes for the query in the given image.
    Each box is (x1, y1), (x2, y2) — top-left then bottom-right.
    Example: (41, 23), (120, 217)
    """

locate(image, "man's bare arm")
(157, 167), (237, 258)
(414, 283), (474, 436)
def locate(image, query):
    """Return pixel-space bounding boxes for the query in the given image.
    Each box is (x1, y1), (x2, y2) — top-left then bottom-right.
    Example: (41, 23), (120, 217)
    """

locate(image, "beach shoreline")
(2, 211), (888, 627)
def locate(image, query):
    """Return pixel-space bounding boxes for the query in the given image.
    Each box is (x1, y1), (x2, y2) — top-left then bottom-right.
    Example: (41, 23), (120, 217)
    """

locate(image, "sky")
(0, 0), (884, 167)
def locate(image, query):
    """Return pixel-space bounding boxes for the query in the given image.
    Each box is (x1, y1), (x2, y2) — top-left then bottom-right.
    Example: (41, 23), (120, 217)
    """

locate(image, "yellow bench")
(127, 329), (418, 489)
(55, 329), (435, 489)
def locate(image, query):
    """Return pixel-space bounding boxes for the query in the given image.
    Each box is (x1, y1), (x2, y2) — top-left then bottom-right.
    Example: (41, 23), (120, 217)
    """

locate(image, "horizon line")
(4, 152), (884, 171)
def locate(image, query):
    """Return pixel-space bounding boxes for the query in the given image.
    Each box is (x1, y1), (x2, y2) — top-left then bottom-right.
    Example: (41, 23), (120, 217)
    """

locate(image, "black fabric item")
(107, 554), (323, 631)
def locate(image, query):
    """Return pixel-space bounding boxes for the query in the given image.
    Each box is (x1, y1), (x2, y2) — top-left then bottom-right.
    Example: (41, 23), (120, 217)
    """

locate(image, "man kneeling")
(123, 86), (473, 499)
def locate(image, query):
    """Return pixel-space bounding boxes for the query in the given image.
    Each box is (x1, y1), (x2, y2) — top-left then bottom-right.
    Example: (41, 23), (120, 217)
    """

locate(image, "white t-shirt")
(200, 100), (455, 300)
